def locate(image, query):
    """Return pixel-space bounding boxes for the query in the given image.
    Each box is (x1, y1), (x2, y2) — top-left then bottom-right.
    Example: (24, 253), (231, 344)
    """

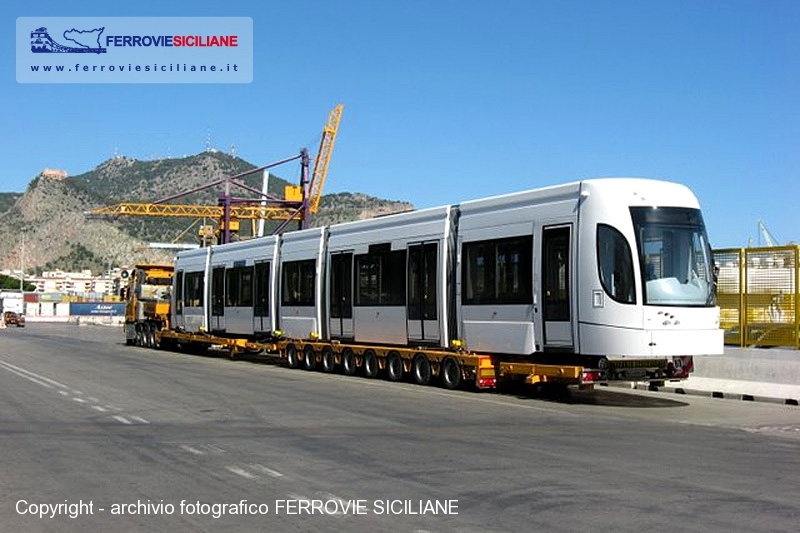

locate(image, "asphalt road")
(1, 324), (798, 532)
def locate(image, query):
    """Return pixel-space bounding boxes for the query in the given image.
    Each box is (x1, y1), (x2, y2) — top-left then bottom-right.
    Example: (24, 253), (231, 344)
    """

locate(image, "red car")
(3, 311), (25, 327)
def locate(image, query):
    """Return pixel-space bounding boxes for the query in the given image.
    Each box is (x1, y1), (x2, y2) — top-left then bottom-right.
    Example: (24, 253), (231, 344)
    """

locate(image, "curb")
(628, 382), (800, 407)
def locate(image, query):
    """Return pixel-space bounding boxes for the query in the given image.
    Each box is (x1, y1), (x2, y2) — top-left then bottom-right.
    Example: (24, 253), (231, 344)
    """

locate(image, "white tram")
(171, 178), (723, 377)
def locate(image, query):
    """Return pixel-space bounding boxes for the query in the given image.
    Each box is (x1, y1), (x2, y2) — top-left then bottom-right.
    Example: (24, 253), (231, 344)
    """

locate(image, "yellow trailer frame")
(155, 329), (592, 390)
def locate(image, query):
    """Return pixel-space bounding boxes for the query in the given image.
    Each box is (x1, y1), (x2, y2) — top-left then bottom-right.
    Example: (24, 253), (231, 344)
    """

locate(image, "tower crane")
(86, 104), (344, 244)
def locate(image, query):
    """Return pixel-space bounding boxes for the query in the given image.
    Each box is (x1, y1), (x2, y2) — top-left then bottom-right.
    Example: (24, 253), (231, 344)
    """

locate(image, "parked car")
(3, 311), (25, 327)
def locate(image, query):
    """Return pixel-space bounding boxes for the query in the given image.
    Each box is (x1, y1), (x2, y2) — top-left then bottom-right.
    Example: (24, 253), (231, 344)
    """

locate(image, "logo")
(18, 17), (253, 84)
(31, 26), (107, 54)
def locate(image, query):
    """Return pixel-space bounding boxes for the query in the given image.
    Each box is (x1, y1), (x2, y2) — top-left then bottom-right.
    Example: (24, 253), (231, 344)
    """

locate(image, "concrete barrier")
(644, 347), (800, 405)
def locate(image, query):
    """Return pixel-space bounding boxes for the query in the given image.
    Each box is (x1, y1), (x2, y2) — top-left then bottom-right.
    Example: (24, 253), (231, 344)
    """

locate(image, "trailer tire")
(363, 350), (379, 378)
(303, 345), (317, 371)
(412, 353), (432, 385)
(342, 348), (357, 376)
(320, 346), (335, 373)
(386, 351), (403, 382)
(441, 356), (462, 390)
(135, 324), (144, 347)
(147, 324), (157, 349)
(286, 343), (299, 369)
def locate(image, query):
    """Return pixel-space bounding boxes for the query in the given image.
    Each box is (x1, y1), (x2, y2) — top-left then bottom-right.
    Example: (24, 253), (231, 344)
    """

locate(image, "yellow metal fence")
(714, 246), (799, 348)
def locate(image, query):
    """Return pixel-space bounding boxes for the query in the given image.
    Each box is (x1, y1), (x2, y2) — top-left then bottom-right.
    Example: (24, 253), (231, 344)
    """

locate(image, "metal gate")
(714, 246), (799, 348)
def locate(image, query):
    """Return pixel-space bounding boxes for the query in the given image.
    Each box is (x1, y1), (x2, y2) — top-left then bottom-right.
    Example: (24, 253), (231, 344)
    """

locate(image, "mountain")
(0, 152), (413, 275)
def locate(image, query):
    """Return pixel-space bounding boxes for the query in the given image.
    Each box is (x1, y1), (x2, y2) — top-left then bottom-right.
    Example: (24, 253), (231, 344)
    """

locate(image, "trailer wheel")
(286, 343), (299, 368)
(135, 324), (144, 346)
(386, 351), (403, 381)
(342, 348), (357, 376)
(363, 350), (379, 378)
(441, 356), (462, 390)
(412, 353), (432, 385)
(147, 324), (158, 349)
(320, 346), (335, 373)
(303, 345), (317, 371)
(143, 325), (152, 348)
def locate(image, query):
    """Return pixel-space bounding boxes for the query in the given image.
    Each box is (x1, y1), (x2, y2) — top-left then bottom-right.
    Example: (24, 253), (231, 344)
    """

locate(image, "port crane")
(87, 104), (343, 244)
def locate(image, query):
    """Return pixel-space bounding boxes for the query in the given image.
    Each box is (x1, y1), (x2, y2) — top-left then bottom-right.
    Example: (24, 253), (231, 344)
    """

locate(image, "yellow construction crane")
(86, 104), (344, 243)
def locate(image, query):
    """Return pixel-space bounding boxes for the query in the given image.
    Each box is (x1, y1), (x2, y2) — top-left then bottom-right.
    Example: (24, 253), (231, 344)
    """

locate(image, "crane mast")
(86, 105), (343, 244)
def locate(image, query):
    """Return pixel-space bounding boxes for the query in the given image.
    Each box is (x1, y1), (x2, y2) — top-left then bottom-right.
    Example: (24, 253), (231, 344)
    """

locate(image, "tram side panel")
(173, 247), (211, 333)
(278, 227), (327, 341)
(456, 183), (582, 357)
(206, 236), (279, 338)
(326, 206), (456, 348)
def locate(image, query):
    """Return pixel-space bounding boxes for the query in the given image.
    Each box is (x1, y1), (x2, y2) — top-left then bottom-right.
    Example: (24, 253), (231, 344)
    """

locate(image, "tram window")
(356, 249), (406, 306)
(282, 260), (316, 306)
(212, 267), (225, 316)
(185, 271), (204, 307)
(253, 262), (271, 316)
(597, 224), (636, 304)
(463, 236), (532, 305)
(224, 266), (254, 307)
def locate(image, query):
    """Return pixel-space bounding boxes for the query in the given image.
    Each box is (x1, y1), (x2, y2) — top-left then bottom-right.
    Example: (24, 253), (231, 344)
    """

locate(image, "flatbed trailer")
(155, 329), (604, 391)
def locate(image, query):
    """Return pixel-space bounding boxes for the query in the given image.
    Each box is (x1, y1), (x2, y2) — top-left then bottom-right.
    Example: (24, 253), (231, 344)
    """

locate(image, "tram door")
(253, 261), (270, 333)
(541, 225), (574, 349)
(210, 266), (225, 332)
(329, 252), (353, 339)
(407, 242), (439, 343)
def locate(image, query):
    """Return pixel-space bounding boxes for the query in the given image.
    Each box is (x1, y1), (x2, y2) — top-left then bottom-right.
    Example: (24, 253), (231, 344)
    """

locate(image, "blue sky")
(3, 0), (798, 248)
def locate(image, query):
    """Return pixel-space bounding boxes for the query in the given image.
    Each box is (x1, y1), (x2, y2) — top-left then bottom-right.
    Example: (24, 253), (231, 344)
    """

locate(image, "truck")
(122, 264), (174, 347)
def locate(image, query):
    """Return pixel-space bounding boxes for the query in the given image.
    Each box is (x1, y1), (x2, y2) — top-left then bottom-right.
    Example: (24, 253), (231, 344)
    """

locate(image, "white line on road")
(180, 445), (205, 455)
(0, 360), (69, 389)
(72, 397), (86, 403)
(92, 405), (107, 412)
(0, 361), (53, 389)
(249, 464), (284, 478)
(112, 415), (132, 425)
(226, 466), (257, 479)
(59, 390), (69, 396)
(129, 416), (150, 424)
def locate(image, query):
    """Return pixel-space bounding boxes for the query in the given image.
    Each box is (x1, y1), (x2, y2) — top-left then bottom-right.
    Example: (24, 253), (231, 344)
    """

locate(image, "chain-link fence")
(714, 246), (799, 348)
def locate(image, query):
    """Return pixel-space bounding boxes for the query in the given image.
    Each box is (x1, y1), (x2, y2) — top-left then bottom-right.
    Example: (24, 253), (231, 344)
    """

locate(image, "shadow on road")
(499, 382), (689, 408)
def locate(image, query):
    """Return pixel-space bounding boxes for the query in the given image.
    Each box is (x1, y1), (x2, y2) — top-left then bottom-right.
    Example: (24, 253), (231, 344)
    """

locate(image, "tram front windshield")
(630, 206), (715, 307)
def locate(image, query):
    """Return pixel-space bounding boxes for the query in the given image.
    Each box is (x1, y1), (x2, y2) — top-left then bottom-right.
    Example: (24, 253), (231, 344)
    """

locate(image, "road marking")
(92, 405), (107, 412)
(129, 416), (150, 424)
(249, 464), (284, 478)
(113, 415), (132, 425)
(180, 445), (205, 455)
(59, 390), (69, 396)
(0, 361), (54, 389)
(0, 360), (69, 389)
(226, 466), (257, 479)
(73, 397), (87, 403)
(178, 444), (226, 455)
